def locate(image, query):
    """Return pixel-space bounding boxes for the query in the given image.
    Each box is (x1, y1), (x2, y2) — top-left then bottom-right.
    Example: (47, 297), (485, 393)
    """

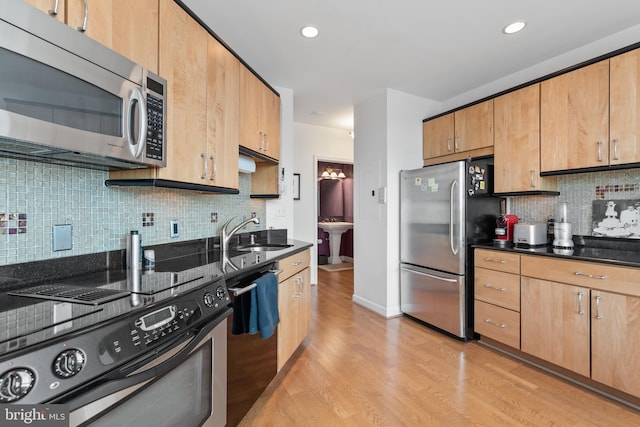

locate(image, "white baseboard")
(352, 294), (403, 318)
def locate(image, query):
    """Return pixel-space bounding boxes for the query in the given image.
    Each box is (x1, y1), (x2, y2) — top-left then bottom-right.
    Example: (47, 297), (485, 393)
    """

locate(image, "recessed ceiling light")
(300, 26), (319, 39)
(502, 21), (526, 35)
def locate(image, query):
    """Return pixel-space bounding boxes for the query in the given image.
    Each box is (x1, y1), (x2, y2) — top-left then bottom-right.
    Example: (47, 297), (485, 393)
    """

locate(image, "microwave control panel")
(145, 94), (164, 162)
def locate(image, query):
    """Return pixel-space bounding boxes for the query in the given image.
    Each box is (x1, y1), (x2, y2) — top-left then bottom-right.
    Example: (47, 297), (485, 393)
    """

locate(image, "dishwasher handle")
(58, 307), (232, 410)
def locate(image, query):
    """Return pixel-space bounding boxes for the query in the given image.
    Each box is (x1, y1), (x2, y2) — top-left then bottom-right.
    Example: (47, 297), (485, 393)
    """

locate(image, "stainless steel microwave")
(0, 1), (166, 170)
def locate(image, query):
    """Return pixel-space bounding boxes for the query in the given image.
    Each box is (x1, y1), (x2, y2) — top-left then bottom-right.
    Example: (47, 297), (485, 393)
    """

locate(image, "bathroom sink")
(318, 222), (353, 264)
(236, 243), (293, 252)
(318, 222), (353, 234)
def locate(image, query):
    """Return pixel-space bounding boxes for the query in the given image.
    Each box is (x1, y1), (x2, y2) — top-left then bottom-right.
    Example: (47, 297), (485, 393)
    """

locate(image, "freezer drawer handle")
(484, 284), (506, 292)
(484, 319), (506, 328)
(401, 266), (458, 283)
(483, 257), (506, 264)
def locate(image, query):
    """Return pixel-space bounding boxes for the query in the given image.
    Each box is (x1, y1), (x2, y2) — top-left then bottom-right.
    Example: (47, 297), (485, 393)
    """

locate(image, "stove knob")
(53, 349), (86, 378)
(203, 292), (215, 307)
(215, 286), (227, 300)
(0, 368), (35, 402)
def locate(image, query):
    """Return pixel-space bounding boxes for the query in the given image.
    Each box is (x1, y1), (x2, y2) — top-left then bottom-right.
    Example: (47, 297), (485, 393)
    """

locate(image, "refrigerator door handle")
(450, 180), (459, 255)
(401, 265), (459, 283)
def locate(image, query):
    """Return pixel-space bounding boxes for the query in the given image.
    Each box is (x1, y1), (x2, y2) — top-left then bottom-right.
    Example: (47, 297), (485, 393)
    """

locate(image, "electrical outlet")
(211, 212), (218, 223)
(170, 220), (179, 238)
(276, 207), (286, 217)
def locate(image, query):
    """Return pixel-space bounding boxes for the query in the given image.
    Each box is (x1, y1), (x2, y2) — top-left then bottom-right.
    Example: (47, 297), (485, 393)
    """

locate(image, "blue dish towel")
(231, 272), (279, 339)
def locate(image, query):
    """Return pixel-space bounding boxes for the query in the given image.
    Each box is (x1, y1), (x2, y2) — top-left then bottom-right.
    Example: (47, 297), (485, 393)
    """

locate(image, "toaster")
(513, 223), (548, 246)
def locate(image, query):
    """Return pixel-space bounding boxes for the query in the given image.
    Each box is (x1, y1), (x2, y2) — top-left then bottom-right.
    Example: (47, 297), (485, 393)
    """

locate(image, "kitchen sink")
(236, 243), (293, 252)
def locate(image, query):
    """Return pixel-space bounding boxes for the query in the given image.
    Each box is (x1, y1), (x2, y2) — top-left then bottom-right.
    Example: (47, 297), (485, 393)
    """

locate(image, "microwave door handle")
(127, 87), (147, 159)
(59, 308), (231, 411)
(450, 180), (459, 255)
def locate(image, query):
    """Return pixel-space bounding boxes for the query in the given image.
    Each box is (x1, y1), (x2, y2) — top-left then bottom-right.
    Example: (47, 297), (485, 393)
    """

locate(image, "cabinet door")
(454, 100), (493, 152)
(521, 277), (590, 377)
(156, 0), (208, 184)
(423, 114), (454, 160)
(540, 60), (609, 172)
(610, 48), (640, 166)
(262, 86), (281, 160)
(239, 67), (263, 153)
(207, 36), (239, 189)
(494, 84), (556, 193)
(66, 0), (159, 72)
(591, 291), (640, 398)
(22, 0), (65, 22)
(277, 267), (310, 371)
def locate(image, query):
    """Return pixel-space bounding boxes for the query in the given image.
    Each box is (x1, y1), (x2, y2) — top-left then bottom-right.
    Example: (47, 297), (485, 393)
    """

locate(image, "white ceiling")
(182, 0), (640, 130)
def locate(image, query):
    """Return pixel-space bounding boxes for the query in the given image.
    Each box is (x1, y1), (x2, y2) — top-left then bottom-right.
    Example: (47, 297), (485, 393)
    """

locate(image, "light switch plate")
(170, 220), (179, 238)
(52, 224), (72, 251)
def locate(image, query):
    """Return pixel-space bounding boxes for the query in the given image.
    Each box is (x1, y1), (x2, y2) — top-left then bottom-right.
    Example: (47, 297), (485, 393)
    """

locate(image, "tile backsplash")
(0, 158), (264, 265)
(510, 168), (640, 236)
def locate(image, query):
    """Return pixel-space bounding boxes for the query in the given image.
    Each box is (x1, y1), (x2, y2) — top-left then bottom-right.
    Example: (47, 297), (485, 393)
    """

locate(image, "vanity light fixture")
(300, 26), (319, 38)
(502, 20), (526, 34)
(321, 166), (345, 180)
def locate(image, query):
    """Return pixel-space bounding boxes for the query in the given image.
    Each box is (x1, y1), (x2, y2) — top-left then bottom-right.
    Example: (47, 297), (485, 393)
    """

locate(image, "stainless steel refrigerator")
(400, 159), (500, 339)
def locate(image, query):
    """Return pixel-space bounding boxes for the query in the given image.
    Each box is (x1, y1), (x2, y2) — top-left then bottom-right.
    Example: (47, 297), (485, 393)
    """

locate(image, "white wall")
(292, 123), (354, 284)
(352, 89), (439, 316)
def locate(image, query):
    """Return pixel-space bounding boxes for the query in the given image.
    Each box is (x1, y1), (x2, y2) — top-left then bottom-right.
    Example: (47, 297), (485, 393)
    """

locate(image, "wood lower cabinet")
(591, 291), (640, 398)
(474, 249), (521, 349)
(521, 255), (640, 399)
(540, 60), (610, 172)
(520, 277), (590, 377)
(277, 249), (311, 371)
(494, 84), (557, 193)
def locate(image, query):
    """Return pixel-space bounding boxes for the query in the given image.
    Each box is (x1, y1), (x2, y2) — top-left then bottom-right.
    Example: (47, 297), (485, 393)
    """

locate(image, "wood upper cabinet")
(240, 67), (281, 160)
(494, 84), (557, 193)
(22, 0), (66, 22)
(591, 291), (640, 398)
(454, 100), (493, 152)
(207, 37), (239, 189)
(540, 60), (610, 172)
(520, 277), (590, 377)
(423, 100), (493, 163)
(609, 48), (640, 166)
(423, 113), (455, 159)
(65, 0), (159, 73)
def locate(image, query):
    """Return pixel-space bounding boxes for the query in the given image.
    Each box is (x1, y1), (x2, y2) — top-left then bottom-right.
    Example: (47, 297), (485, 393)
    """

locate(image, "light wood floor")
(240, 269), (640, 426)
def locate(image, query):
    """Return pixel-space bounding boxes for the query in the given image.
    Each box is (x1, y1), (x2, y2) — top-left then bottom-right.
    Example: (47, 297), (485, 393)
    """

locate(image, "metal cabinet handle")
(264, 133), (269, 151)
(77, 0), (88, 32)
(577, 291), (585, 315)
(454, 135), (460, 151)
(209, 155), (217, 181)
(49, 0), (59, 15)
(530, 170), (536, 188)
(597, 140), (603, 162)
(595, 295), (602, 320)
(449, 180), (459, 255)
(447, 137), (452, 152)
(613, 138), (620, 160)
(484, 284), (506, 292)
(575, 271), (606, 280)
(484, 257), (506, 264)
(200, 153), (207, 179)
(258, 131), (264, 150)
(484, 319), (506, 328)
(292, 260), (304, 267)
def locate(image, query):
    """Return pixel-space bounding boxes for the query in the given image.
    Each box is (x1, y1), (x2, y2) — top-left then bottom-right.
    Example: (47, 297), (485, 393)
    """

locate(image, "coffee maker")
(553, 202), (574, 249)
(495, 214), (518, 246)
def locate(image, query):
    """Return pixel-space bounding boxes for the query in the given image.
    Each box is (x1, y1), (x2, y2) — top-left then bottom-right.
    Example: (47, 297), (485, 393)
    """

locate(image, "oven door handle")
(60, 308), (232, 410)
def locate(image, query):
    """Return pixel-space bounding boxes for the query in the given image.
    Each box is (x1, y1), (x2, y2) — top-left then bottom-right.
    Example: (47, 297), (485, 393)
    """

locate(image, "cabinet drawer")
(474, 267), (521, 312)
(475, 300), (520, 349)
(475, 249), (520, 274)
(278, 249), (310, 283)
(521, 255), (640, 297)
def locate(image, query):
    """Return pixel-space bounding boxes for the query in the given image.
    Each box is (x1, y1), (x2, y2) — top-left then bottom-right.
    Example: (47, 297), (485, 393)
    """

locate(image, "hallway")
(239, 269), (639, 426)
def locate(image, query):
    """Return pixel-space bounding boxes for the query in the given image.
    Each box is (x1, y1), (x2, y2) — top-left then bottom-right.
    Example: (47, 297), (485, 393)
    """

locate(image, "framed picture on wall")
(293, 173), (300, 200)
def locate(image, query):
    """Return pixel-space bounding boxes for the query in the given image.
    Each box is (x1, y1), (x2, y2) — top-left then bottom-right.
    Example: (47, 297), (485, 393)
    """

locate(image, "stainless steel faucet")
(221, 216), (260, 253)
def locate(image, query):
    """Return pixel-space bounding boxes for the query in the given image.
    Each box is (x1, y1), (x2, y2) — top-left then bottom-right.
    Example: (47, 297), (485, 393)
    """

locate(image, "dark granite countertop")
(0, 230), (312, 357)
(473, 235), (640, 269)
